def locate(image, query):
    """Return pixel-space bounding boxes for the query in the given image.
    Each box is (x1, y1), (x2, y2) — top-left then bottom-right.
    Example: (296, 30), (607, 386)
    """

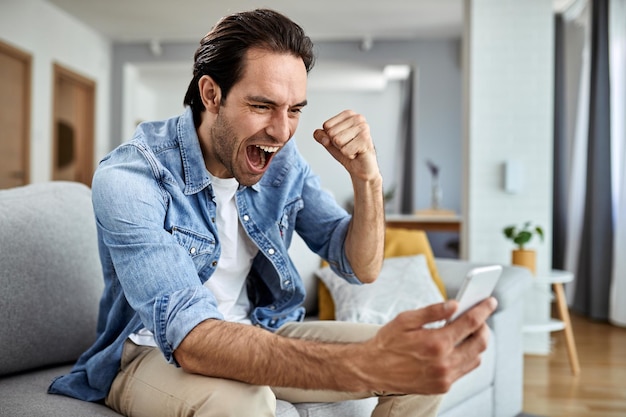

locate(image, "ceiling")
(46, 0), (466, 43)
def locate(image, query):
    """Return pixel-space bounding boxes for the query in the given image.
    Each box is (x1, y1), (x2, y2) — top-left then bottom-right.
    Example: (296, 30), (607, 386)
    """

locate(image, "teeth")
(256, 145), (279, 153)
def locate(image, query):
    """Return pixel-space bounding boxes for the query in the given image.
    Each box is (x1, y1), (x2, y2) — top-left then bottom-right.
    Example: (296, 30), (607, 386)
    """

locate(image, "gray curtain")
(553, 14), (568, 271)
(398, 69), (415, 214)
(572, 0), (614, 320)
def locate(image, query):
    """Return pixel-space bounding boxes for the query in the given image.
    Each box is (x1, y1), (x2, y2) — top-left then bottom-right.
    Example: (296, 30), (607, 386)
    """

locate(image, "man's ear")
(198, 75), (222, 114)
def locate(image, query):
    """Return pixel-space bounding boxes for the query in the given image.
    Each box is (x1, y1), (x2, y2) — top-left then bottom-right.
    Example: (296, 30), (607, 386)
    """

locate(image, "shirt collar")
(178, 107), (211, 195)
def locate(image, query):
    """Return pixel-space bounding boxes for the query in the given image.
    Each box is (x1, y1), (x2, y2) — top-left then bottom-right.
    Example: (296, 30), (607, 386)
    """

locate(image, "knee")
(196, 382), (276, 416)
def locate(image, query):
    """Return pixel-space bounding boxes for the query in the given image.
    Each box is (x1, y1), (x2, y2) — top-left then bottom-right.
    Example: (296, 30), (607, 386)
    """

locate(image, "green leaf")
(535, 226), (544, 241)
(514, 230), (532, 247)
(503, 226), (516, 239)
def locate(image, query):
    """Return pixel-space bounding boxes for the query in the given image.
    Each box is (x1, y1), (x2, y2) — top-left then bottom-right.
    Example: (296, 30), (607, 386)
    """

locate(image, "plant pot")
(512, 249), (536, 275)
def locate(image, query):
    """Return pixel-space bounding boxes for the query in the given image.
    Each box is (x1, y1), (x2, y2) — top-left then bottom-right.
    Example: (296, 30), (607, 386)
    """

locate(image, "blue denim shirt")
(49, 107), (359, 402)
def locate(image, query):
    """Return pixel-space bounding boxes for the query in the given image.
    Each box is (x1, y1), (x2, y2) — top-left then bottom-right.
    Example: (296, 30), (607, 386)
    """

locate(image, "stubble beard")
(209, 112), (261, 187)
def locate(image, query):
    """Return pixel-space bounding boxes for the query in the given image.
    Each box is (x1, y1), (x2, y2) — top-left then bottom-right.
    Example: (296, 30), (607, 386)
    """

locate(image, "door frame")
(0, 40), (31, 186)
(52, 62), (96, 186)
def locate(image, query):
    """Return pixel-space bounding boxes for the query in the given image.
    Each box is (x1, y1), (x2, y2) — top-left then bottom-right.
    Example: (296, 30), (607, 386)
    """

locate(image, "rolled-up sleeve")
(293, 154), (361, 285)
(92, 143), (222, 364)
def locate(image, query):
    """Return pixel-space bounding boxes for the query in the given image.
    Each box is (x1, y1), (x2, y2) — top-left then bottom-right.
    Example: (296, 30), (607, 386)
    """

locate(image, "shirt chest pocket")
(171, 226), (217, 276)
(278, 198), (304, 244)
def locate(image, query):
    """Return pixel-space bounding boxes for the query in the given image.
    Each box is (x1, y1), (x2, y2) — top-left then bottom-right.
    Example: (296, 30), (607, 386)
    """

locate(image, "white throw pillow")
(316, 254), (445, 326)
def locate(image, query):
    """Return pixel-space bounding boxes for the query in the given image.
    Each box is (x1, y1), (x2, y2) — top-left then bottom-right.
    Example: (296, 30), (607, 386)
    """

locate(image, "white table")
(523, 269), (581, 375)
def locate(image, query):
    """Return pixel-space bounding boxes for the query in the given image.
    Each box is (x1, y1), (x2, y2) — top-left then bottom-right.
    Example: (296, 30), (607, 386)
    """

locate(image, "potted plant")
(503, 222), (544, 275)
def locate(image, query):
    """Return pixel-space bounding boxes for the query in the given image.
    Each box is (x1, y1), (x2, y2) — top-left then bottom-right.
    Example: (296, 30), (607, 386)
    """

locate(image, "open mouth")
(246, 144), (280, 171)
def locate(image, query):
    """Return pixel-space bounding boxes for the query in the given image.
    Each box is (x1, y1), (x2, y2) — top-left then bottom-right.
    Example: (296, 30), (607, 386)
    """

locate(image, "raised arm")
(313, 110), (385, 283)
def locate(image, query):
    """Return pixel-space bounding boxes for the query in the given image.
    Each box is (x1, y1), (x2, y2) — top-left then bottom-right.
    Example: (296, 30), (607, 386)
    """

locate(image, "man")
(49, 8), (496, 417)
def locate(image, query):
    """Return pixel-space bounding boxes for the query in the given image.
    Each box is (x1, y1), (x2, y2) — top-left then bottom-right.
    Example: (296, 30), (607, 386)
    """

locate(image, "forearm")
(175, 299), (498, 395)
(174, 319), (370, 392)
(345, 172), (385, 283)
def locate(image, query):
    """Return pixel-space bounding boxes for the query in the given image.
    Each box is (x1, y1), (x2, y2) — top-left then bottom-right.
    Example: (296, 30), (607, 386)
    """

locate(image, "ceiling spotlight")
(360, 37), (373, 52)
(149, 39), (162, 57)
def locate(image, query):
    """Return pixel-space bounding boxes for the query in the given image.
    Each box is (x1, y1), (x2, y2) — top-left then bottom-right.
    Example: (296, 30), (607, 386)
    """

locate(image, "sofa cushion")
(0, 182), (103, 375)
(318, 227), (446, 320)
(0, 365), (121, 417)
(382, 227), (446, 298)
(316, 255), (444, 325)
(293, 398), (377, 417)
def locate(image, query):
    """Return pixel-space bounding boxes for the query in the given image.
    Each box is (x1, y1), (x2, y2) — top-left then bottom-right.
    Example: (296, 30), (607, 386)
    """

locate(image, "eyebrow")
(247, 95), (308, 108)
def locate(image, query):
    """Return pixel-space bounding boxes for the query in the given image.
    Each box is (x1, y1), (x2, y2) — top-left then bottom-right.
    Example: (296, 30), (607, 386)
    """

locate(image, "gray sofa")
(0, 181), (531, 417)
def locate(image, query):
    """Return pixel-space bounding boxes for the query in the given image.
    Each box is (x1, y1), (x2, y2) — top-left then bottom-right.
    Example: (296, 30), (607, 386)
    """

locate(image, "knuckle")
(422, 339), (447, 357)
(393, 310), (413, 327)
(477, 333), (489, 352)
(465, 313), (482, 329)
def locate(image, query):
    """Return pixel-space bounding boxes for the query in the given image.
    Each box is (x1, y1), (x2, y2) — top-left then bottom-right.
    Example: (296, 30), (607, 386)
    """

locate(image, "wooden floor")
(523, 312), (626, 417)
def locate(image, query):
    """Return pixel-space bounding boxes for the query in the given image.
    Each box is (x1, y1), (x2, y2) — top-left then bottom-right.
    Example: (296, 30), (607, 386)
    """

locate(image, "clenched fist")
(313, 110), (381, 183)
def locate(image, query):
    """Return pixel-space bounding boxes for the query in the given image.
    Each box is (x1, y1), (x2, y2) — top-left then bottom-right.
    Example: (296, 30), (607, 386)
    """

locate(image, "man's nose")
(266, 110), (293, 143)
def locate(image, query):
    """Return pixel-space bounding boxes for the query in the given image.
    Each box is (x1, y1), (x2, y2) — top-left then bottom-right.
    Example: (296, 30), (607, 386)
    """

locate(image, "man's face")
(202, 48), (308, 186)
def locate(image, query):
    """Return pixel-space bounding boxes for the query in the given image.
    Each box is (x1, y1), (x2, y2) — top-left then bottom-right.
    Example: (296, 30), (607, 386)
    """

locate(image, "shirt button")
(190, 247), (196, 255)
(283, 280), (290, 286)
(268, 248), (275, 255)
(212, 261), (218, 267)
(243, 215), (250, 221)
(268, 305), (276, 310)
(211, 217), (215, 223)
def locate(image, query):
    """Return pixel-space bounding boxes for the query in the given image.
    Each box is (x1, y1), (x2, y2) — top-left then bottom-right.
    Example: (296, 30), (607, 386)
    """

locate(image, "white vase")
(431, 182), (443, 210)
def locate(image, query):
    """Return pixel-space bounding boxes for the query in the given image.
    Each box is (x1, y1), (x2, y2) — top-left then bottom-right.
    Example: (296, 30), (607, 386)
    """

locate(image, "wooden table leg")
(553, 283), (581, 376)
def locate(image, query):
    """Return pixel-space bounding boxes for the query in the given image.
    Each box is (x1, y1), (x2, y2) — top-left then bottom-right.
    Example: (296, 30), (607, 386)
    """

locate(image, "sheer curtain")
(609, 0), (626, 326)
(555, 0), (591, 302)
(555, 0), (626, 326)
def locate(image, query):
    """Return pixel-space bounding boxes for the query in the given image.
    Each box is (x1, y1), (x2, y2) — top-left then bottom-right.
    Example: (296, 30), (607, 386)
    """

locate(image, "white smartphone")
(448, 265), (502, 323)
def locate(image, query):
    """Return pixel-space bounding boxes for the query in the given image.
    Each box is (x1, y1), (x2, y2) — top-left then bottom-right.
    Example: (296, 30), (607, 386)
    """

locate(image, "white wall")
(122, 62), (191, 140)
(0, 0), (111, 183)
(463, 0), (554, 271)
(463, 0), (554, 354)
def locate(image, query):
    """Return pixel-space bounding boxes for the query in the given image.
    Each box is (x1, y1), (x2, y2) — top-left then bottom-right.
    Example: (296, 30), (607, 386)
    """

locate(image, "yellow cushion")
(383, 227), (446, 298)
(317, 278), (336, 320)
(317, 227), (446, 320)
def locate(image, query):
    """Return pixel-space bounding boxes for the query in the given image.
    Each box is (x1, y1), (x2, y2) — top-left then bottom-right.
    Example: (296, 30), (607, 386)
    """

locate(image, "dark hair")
(183, 8), (316, 126)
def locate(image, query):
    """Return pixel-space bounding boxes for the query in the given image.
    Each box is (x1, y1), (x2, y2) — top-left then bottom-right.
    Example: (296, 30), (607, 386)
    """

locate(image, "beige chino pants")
(105, 320), (442, 417)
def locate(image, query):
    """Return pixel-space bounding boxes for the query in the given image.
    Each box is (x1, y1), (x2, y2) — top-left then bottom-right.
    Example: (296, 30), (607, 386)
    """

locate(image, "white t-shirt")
(203, 175), (258, 324)
(129, 175), (258, 347)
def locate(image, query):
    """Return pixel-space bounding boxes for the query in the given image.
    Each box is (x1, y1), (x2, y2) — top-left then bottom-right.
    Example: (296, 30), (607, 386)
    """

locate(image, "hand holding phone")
(448, 265), (502, 323)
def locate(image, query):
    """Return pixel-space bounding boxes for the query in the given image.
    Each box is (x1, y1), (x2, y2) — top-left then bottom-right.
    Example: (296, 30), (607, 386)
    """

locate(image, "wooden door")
(0, 41), (31, 189)
(52, 63), (96, 187)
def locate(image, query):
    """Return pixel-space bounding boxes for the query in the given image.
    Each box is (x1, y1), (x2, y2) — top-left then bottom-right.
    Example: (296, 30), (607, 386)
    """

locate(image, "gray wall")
(310, 40), (463, 257)
(313, 40), (463, 216)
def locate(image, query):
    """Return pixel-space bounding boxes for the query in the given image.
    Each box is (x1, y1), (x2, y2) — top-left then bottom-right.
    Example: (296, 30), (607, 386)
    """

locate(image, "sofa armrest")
(436, 258), (532, 417)
(435, 258), (532, 313)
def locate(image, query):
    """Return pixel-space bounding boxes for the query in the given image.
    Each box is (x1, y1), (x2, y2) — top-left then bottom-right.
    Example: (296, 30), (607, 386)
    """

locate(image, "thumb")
(394, 301), (458, 330)
(313, 129), (348, 164)
(313, 129), (330, 147)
